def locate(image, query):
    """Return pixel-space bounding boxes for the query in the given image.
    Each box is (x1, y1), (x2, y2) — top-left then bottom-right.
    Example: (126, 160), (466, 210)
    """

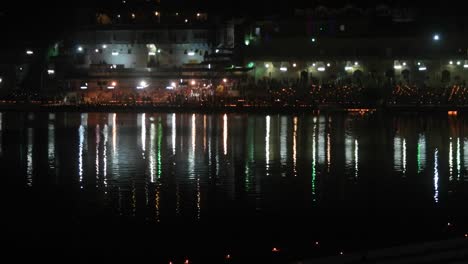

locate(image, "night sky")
(0, 0), (464, 48)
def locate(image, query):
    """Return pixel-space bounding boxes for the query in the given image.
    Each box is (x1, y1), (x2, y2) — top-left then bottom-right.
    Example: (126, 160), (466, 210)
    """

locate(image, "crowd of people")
(3, 78), (468, 107)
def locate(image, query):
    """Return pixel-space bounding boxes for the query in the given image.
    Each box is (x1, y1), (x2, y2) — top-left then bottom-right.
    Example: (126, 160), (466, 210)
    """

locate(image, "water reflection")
(223, 114), (228, 155)
(394, 136), (407, 176)
(26, 127), (33, 187)
(293, 116), (298, 177)
(0, 113), (3, 157)
(265, 115), (271, 176)
(434, 149), (439, 203)
(3, 112), (468, 224)
(417, 134), (426, 173)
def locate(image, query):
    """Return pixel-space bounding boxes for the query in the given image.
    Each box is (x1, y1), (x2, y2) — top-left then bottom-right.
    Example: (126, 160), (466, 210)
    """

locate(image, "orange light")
(448, 111), (458, 116)
(272, 247), (280, 252)
(112, 81), (117, 86)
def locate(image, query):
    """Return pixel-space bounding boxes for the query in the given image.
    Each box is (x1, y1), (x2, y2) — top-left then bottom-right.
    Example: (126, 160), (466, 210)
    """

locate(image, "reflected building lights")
(150, 123), (156, 182)
(457, 138), (461, 180)
(354, 139), (359, 178)
(280, 116), (287, 171)
(141, 113), (146, 154)
(223, 114), (228, 155)
(402, 139), (407, 175)
(312, 124), (317, 201)
(326, 131), (331, 172)
(0, 113), (3, 156)
(26, 127), (34, 187)
(172, 113), (176, 155)
(112, 113), (117, 155)
(78, 125), (85, 188)
(203, 115), (207, 152)
(192, 114), (196, 153)
(157, 120), (162, 179)
(189, 114), (196, 179)
(48, 123), (55, 172)
(79, 113), (88, 188)
(155, 185), (161, 222)
(293, 116), (298, 176)
(96, 125), (100, 186)
(417, 134), (426, 173)
(434, 149), (439, 203)
(245, 119), (255, 190)
(197, 178), (201, 220)
(449, 138), (453, 181)
(345, 134), (353, 173)
(103, 124), (109, 189)
(266, 116), (271, 175)
(318, 117), (325, 165)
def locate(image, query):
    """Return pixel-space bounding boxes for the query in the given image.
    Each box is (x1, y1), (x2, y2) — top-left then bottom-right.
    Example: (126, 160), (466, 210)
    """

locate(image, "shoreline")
(0, 103), (466, 113)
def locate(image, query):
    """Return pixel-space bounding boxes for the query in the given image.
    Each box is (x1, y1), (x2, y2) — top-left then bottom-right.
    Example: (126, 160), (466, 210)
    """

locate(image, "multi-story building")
(241, 5), (468, 90)
(46, 0), (248, 103)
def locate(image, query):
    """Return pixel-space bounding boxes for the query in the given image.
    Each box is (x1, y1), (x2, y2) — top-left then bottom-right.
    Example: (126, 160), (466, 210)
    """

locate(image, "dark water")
(1, 112), (467, 263)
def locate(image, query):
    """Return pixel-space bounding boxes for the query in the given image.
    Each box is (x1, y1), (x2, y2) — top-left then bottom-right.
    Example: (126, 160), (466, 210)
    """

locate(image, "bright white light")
(148, 52), (156, 56)
(80, 83), (88, 89)
(293, 63), (297, 67)
(166, 86), (174, 90)
(137, 81), (149, 89)
(449, 61), (453, 65)
(464, 64), (468, 68)
(354, 62), (358, 66)
(188, 51), (195, 56)
(326, 63), (331, 67)
(112, 51), (119, 56)
(433, 34), (440, 41)
(26, 50), (34, 55)
(402, 62), (406, 66)
(417, 62), (421, 65)
(77, 46), (83, 52)
(223, 78), (227, 83)
(0, 78), (2, 83)
(185, 19), (188, 23)
(155, 11), (159, 16)
(157, 49), (161, 53)
(311, 38), (316, 42)
(280, 67), (287, 72)
(171, 82), (176, 88)
(394, 65), (402, 70)
(312, 63), (316, 67)
(208, 64), (211, 69)
(95, 49), (99, 53)
(457, 61), (461, 65)
(265, 63), (270, 68)
(318, 67), (326, 72)
(345, 66), (353, 71)
(102, 44), (107, 49)
(191, 80), (196, 85)
(419, 66), (427, 71)
(197, 13), (200, 17)
(47, 69), (55, 75)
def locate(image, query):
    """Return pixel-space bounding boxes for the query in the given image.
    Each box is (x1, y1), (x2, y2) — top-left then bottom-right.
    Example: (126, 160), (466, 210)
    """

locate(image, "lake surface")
(1, 111), (467, 263)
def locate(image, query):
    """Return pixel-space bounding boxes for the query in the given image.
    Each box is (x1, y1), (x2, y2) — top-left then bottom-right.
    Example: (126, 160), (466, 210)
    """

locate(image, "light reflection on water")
(1, 112), (468, 226)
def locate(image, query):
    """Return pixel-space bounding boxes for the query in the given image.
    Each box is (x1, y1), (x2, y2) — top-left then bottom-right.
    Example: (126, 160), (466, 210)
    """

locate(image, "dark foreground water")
(1, 111), (467, 263)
